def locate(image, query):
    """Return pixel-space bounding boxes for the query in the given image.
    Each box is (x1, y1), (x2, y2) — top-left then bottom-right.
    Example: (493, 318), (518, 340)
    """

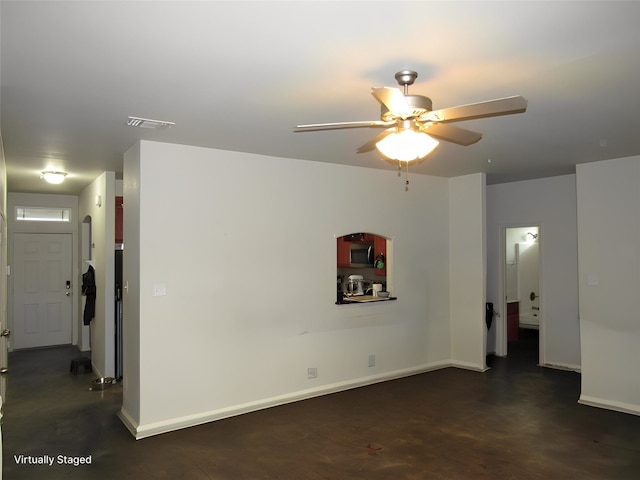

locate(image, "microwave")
(349, 242), (374, 268)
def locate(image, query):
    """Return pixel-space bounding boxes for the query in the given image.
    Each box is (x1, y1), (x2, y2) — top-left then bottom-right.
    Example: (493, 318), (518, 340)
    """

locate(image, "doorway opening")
(502, 226), (542, 364)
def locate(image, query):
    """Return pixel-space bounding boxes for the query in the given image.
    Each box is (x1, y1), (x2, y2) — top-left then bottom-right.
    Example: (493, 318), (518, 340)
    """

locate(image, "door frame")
(7, 194), (80, 353)
(1, 211), (7, 376)
(498, 223), (545, 364)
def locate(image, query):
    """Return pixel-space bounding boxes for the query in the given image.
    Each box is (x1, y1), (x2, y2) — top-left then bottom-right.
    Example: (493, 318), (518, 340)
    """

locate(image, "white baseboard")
(125, 360), (457, 440)
(91, 363), (104, 379)
(541, 362), (581, 373)
(117, 407), (140, 438)
(450, 360), (489, 372)
(578, 395), (640, 416)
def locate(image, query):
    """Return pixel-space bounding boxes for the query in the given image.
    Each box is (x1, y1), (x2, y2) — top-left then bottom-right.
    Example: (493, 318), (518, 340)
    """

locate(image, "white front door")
(12, 233), (73, 349)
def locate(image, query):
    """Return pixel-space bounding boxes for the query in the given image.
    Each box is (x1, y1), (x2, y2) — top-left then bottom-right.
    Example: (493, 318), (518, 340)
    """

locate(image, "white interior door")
(12, 233), (73, 349)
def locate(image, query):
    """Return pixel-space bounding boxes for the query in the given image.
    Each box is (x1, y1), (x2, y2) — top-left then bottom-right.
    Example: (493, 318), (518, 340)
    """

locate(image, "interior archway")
(336, 232), (390, 302)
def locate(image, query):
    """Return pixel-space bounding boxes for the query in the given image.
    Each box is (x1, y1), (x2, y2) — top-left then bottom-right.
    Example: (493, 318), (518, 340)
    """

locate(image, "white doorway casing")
(7, 193), (80, 353)
(498, 226), (543, 363)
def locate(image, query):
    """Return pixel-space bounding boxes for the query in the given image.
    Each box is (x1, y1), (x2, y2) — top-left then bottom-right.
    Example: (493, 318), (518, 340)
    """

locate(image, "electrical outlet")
(368, 354), (376, 367)
(307, 367), (318, 379)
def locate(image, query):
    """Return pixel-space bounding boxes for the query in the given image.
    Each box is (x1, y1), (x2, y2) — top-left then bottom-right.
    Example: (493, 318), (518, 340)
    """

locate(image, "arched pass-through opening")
(336, 232), (393, 303)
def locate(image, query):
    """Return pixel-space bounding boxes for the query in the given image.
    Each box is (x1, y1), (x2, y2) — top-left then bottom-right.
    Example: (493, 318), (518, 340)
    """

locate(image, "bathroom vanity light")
(41, 171), (67, 184)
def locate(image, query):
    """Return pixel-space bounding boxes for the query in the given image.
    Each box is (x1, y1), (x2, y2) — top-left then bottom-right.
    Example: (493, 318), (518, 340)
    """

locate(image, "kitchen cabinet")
(337, 236), (351, 268)
(337, 233), (387, 273)
(373, 235), (386, 275)
(344, 233), (374, 243)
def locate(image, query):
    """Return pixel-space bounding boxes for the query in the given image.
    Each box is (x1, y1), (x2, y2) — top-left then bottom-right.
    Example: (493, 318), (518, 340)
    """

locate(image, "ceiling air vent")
(126, 116), (175, 129)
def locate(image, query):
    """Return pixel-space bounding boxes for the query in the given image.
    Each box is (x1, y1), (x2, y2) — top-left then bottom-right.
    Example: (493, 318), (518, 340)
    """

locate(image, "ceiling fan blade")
(421, 95), (527, 123)
(356, 129), (394, 154)
(420, 123), (483, 146)
(371, 87), (413, 117)
(294, 120), (393, 132)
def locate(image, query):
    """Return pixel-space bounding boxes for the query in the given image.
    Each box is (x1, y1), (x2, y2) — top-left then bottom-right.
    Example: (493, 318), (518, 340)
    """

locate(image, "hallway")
(3, 337), (640, 479)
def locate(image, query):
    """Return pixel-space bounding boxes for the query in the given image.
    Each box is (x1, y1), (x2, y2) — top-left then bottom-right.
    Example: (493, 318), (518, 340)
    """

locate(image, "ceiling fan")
(294, 70), (528, 163)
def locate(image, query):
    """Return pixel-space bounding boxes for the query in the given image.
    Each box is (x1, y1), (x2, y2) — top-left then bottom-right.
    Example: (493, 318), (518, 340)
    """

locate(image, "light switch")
(152, 283), (167, 296)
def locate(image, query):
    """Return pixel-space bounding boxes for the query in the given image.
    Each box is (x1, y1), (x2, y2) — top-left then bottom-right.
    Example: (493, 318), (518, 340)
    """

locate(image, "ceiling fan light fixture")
(376, 129), (439, 162)
(41, 171), (67, 184)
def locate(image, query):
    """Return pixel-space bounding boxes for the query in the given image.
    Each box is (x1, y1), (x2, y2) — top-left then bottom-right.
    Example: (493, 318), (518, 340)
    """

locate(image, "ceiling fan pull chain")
(405, 162), (410, 192)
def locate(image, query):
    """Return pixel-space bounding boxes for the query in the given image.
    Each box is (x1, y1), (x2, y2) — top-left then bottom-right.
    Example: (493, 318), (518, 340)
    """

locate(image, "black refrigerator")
(115, 246), (123, 381)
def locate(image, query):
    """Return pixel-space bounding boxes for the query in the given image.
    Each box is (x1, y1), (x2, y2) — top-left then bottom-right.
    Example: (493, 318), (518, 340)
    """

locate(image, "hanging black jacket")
(82, 265), (96, 325)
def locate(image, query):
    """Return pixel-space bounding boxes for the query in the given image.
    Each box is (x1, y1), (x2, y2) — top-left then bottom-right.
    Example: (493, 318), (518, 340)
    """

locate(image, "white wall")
(121, 143), (141, 426)
(78, 172), (116, 378)
(486, 175), (580, 369)
(505, 227), (539, 302)
(576, 156), (640, 415)
(0, 133), (8, 462)
(119, 140), (485, 438)
(0, 129), (5, 480)
(449, 174), (487, 370)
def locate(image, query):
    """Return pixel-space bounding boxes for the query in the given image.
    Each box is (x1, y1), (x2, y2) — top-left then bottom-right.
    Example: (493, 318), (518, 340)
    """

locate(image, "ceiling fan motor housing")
(381, 95), (433, 122)
(395, 70), (418, 87)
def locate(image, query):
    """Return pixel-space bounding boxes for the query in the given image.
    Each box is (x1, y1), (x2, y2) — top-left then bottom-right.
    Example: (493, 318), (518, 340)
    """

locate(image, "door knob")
(0, 367), (8, 375)
(530, 291), (539, 301)
(65, 291), (71, 296)
(0, 329), (10, 337)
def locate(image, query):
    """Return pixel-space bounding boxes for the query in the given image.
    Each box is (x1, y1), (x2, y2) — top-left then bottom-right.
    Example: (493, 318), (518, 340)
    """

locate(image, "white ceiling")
(2, 1), (640, 195)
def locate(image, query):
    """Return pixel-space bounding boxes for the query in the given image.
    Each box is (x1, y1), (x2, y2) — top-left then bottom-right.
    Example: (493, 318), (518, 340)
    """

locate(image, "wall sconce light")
(41, 171), (67, 184)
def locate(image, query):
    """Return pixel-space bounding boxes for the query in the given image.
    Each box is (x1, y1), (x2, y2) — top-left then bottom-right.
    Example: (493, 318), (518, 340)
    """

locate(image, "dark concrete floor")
(3, 330), (640, 479)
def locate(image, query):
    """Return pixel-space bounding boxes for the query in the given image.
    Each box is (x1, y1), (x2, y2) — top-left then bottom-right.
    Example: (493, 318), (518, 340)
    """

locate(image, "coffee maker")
(346, 275), (365, 296)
